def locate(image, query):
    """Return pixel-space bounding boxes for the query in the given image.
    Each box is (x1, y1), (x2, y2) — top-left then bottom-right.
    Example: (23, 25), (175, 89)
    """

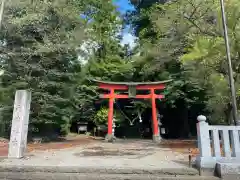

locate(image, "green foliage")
(93, 107), (122, 126)
(178, 0), (240, 124)
(128, 0), (237, 126)
(94, 107), (109, 125)
(1, 0), (239, 139)
(74, 0), (136, 126)
(181, 37), (225, 63)
(0, 0), (86, 136)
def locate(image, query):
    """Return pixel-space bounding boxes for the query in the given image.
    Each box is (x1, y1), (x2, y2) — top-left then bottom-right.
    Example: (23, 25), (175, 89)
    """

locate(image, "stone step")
(215, 160), (240, 178)
(0, 165), (199, 176)
(0, 172), (220, 180)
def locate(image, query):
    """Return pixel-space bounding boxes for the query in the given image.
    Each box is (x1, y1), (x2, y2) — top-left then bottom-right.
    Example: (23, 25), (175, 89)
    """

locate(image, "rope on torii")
(115, 100), (143, 126)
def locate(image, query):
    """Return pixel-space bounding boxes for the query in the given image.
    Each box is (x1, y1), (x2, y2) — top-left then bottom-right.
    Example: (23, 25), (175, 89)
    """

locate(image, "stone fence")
(196, 115), (240, 169)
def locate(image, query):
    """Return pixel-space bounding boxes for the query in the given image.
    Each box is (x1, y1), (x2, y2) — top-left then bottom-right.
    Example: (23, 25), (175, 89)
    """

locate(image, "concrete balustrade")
(196, 115), (240, 169)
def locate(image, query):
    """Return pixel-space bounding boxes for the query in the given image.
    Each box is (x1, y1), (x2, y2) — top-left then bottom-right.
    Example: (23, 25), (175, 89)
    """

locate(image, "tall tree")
(180, 0), (240, 124)
(0, 0), (86, 136)
(128, 0), (212, 137)
(72, 0), (135, 124)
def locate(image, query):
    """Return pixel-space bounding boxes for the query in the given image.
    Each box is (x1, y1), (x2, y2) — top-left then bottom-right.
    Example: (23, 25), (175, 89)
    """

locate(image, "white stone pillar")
(195, 115), (216, 169)
(212, 129), (221, 157)
(230, 129), (240, 157)
(8, 90), (31, 158)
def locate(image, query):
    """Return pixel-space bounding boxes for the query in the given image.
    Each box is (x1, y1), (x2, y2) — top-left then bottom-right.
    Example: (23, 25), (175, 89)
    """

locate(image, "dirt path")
(0, 135), (95, 157)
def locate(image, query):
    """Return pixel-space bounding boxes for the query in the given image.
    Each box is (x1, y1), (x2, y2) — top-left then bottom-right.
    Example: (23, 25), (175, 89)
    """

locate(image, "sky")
(113, 0), (135, 14)
(113, 0), (136, 48)
(79, 0), (136, 65)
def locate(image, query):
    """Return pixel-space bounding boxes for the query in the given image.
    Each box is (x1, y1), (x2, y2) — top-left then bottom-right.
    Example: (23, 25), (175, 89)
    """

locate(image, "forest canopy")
(0, 0), (239, 138)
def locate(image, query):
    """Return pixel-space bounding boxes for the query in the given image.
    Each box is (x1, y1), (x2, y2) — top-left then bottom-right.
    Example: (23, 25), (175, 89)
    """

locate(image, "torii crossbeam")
(92, 79), (172, 142)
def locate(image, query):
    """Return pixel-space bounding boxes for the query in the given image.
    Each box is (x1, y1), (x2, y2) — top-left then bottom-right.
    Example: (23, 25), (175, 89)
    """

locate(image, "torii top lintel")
(92, 79), (172, 90)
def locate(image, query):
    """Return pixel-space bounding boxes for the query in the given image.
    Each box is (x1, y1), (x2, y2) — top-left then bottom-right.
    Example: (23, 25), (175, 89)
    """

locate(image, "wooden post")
(151, 88), (160, 142)
(106, 89), (114, 141)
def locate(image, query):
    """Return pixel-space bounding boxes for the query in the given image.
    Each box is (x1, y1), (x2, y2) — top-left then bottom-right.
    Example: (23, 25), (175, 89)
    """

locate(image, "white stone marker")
(8, 90), (31, 158)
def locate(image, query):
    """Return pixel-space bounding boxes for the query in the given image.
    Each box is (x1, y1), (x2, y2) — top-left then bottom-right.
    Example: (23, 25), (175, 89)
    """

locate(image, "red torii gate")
(93, 79), (171, 142)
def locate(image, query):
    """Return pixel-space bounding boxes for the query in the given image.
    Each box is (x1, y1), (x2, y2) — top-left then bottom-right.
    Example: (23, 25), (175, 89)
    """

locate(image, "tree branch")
(183, 14), (219, 37)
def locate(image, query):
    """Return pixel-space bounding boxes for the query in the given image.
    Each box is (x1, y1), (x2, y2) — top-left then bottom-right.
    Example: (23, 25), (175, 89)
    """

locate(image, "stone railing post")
(197, 115), (211, 157)
(196, 115), (216, 169)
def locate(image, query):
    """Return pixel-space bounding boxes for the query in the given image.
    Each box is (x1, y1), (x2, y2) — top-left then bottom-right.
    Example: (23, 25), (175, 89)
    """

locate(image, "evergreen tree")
(75, 0), (135, 124)
(0, 0), (86, 136)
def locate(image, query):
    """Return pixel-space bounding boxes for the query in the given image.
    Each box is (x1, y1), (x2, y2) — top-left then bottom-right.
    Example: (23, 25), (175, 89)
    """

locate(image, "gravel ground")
(0, 139), (194, 170)
(0, 139), (223, 179)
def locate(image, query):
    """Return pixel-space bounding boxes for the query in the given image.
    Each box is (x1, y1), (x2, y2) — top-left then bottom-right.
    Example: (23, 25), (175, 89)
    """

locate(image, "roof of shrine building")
(91, 79), (172, 86)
